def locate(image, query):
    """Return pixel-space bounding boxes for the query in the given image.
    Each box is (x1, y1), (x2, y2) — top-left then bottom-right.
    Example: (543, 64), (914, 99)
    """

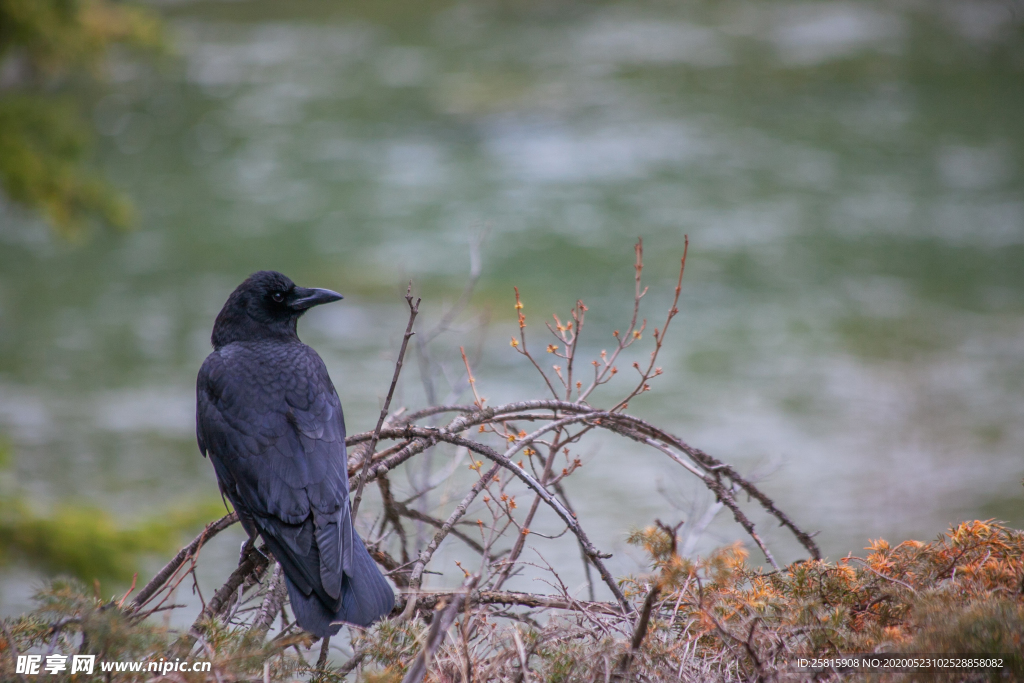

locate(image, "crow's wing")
(197, 341), (354, 611)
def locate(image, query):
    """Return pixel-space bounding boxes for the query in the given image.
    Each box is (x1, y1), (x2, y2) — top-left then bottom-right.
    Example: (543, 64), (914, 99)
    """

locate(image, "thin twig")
(189, 542), (270, 637)
(336, 648), (367, 677)
(553, 480), (596, 601)
(849, 557), (918, 593)
(611, 236), (687, 413)
(378, 475), (410, 564)
(579, 238), (649, 402)
(395, 589), (621, 617)
(402, 574), (479, 683)
(357, 400), (819, 559)
(393, 404), (476, 426)
(614, 584), (661, 679)
(392, 500), (487, 556)
(317, 636), (331, 669)
(351, 286), (420, 519)
(402, 465), (500, 620)
(131, 513), (238, 612)
(511, 287), (560, 398)
(249, 562), (287, 635)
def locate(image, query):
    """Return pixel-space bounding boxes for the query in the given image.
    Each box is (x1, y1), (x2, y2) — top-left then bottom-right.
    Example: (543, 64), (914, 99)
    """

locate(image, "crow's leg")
(238, 538), (270, 564)
(239, 538), (254, 564)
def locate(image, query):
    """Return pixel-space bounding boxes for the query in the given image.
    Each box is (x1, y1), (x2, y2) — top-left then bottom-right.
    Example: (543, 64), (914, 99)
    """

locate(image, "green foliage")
(909, 596), (1024, 664)
(1, 578), (306, 682)
(190, 614), (303, 682)
(0, 435), (11, 469)
(31, 578), (166, 660)
(360, 618), (420, 673)
(0, 497), (227, 585)
(0, 0), (162, 235)
(2, 579), (171, 682)
(0, 95), (133, 232)
(536, 633), (626, 683)
(0, 0), (161, 73)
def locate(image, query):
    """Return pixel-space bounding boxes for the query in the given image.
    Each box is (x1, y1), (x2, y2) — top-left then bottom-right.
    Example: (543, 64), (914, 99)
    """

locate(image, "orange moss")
(626, 520), (1024, 676)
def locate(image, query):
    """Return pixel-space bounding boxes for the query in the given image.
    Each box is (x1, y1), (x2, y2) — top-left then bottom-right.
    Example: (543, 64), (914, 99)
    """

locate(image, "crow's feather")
(197, 271), (394, 636)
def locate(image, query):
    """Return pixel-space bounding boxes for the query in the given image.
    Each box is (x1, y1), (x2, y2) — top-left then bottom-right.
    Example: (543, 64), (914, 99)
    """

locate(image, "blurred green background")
(1, 0), (1022, 615)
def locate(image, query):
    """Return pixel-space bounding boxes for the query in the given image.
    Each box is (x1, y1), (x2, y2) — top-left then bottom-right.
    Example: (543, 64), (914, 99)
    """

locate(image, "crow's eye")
(271, 292), (284, 303)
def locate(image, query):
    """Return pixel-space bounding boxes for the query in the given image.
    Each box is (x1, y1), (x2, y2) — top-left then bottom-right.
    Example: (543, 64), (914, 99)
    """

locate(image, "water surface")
(1, 0), (1022, 613)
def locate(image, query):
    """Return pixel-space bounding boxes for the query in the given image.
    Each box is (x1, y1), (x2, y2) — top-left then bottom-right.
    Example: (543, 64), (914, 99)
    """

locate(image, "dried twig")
(249, 563), (287, 635)
(316, 636), (331, 669)
(614, 585), (661, 680)
(377, 475), (410, 564)
(402, 574), (479, 683)
(578, 239), (649, 402)
(131, 512), (238, 612)
(336, 647), (367, 677)
(402, 464), (500, 620)
(190, 542), (270, 635)
(415, 232), (484, 406)
(345, 400), (819, 561)
(351, 285), (420, 519)
(391, 499), (487, 556)
(393, 426), (630, 612)
(121, 240), (827, 683)
(395, 589), (621, 617)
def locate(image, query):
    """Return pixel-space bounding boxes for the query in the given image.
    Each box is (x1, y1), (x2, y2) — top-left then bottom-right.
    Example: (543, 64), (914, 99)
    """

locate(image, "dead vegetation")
(2, 240), (1022, 682)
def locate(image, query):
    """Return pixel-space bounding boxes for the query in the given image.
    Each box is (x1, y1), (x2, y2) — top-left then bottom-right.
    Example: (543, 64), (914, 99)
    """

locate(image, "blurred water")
(1, 0), (1023, 613)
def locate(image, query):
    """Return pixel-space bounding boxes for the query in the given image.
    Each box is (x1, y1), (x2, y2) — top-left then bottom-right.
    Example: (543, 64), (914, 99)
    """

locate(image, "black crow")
(196, 270), (394, 636)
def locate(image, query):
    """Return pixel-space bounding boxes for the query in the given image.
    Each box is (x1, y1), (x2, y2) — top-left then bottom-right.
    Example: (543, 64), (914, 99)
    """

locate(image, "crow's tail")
(284, 536), (395, 637)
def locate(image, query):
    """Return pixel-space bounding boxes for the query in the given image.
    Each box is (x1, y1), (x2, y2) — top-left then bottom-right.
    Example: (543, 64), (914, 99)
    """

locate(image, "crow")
(196, 270), (394, 636)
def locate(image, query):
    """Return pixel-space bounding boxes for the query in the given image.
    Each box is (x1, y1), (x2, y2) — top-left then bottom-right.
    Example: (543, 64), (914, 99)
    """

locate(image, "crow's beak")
(290, 287), (344, 310)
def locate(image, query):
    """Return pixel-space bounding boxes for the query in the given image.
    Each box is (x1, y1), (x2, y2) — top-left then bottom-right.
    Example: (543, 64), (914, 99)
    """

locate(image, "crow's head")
(211, 270), (343, 348)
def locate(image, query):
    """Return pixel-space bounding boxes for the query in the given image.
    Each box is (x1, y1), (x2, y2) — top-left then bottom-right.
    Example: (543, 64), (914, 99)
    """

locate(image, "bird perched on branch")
(196, 270), (394, 636)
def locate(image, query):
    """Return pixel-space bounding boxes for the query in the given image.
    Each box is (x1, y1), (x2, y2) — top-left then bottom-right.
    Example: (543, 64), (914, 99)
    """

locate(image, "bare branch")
(391, 500), (487, 556)
(396, 589), (621, 617)
(611, 235), (688, 412)
(351, 286), (420, 519)
(615, 584), (661, 679)
(406, 428), (630, 613)
(402, 574), (479, 683)
(190, 542), (270, 634)
(116, 240), (829, 683)
(350, 400), (819, 560)
(249, 563), (287, 636)
(131, 512), (238, 612)
(579, 238), (650, 402)
(511, 286), (560, 398)
(394, 404), (476, 426)
(401, 464), (500, 620)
